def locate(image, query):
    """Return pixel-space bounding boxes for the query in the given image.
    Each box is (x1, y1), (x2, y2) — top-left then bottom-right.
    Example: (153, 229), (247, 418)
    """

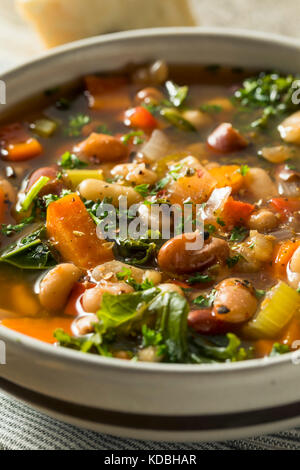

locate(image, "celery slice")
(243, 281), (300, 339)
(32, 118), (57, 137)
(65, 169), (103, 187)
(20, 176), (50, 212)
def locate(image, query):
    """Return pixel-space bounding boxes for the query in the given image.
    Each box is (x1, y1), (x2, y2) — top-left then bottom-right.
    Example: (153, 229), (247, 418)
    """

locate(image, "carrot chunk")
(272, 239), (300, 279)
(1, 317), (73, 344)
(222, 197), (254, 228)
(168, 166), (217, 206)
(280, 318), (300, 347)
(6, 138), (42, 161)
(46, 193), (114, 269)
(208, 165), (243, 193)
(85, 75), (131, 110)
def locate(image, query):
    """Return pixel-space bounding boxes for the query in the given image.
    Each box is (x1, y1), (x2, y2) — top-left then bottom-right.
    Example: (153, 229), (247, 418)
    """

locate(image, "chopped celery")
(31, 118), (57, 137)
(20, 176), (50, 212)
(243, 281), (300, 339)
(65, 169), (103, 187)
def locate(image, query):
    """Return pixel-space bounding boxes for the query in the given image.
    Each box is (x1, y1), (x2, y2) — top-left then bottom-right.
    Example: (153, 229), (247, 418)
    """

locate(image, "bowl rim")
(1, 26), (300, 374)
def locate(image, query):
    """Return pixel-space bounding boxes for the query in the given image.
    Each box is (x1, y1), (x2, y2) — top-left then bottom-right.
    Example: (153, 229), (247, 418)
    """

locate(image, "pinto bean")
(207, 123), (248, 153)
(248, 209), (279, 232)
(39, 263), (81, 311)
(212, 278), (258, 324)
(187, 309), (229, 335)
(135, 87), (164, 105)
(157, 233), (230, 274)
(74, 133), (127, 163)
(82, 281), (134, 313)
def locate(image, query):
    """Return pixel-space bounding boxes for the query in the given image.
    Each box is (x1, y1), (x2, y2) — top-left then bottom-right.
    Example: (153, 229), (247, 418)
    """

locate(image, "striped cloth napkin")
(1, 391), (300, 450)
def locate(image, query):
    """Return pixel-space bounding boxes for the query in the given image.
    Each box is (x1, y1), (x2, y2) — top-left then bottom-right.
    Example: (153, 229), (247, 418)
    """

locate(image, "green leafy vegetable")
(0, 227), (56, 269)
(229, 226), (248, 242)
(187, 273), (213, 285)
(239, 164), (250, 176)
(54, 329), (112, 356)
(269, 343), (291, 357)
(226, 254), (243, 268)
(165, 81), (189, 108)
(58, 151), (88, 169)
(121, 131), (145, 145)
(189, 333), (252, 363)
(65, 114), (90, 137)
(1, 217), (34, 236)
(116, 266), (154, 291)
(199, 104), (223, 113)
(134, 184), (150, 197)
(114, 238), (156, 266)
(234, 72), (300, 128)
(193, 289), (216, 308)
(141, 325), (166, 357)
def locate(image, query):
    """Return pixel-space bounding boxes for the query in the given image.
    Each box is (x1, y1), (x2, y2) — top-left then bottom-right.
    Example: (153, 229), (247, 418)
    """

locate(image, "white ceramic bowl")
(1, 28), (300, 442)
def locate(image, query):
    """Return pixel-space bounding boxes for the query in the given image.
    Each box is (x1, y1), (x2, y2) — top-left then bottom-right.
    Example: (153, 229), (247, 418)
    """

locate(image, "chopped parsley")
(134, 184), (150, 197)
(229, 226), (248, 242)
(58, 151), (88, 169)
(121, 131), (145, 145)
(226, 254), (243, 268)
(187, 273), (213, 285)
(65, 114), (90, 137)
(193, 289), (216, 308)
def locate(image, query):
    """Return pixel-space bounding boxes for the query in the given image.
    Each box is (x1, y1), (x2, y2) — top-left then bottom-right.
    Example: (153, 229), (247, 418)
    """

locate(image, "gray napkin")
(1, 391), (300, 450)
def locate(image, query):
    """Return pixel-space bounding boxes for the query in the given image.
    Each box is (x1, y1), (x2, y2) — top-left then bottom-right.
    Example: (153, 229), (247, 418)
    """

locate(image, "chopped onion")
(278, 181), (299, 197)
(269, 229), (293, 241)
(141, 130), (170, 161)
(202, 186), (232, 220)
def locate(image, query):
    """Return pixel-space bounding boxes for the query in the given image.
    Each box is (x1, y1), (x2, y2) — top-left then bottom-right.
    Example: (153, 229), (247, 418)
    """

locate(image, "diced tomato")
(222, 197), (255, 228)
(124, 106), (157, 130)
(270, 197), (300, 221)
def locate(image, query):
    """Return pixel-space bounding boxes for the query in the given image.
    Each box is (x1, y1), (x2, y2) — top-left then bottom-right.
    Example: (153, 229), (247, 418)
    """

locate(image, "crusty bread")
(16, 0), (196, 48)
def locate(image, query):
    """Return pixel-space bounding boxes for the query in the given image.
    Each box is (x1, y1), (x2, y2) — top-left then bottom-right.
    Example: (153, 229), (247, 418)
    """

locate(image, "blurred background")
(1, 0), (300, 73)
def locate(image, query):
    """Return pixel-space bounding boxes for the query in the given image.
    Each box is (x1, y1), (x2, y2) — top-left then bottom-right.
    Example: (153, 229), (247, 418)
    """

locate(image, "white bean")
(76, 314), (98, 335)
(244, 168), (278, 200)
(111, 163), (157, 185)
(278, 111), (300, 144)
(157, 283), (184, 296)
(39, 263), (81, 311)
(78, 179), (142, 206)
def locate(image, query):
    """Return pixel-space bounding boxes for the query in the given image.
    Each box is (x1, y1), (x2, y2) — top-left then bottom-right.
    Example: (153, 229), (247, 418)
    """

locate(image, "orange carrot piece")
(208, 165), (243, 193)
(254, 339), (274, 358)
(222, 197), (254, 228)
(1, 317), (73, 344)
(0, 188), (5, 223)
(46, 193), (114, 269)
(168, 168), (217, 206)
(280, 317), (300, 347)
(85, 75), (131, 110)
(6, 138), (42, 161)
(272, 240), (300, 279)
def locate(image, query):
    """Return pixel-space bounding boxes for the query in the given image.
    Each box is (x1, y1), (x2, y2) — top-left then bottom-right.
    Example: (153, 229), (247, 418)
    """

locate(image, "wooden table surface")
(0, 0), (300, 74)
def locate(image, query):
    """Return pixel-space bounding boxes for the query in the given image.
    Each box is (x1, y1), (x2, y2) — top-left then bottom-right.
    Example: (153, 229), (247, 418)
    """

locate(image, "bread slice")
(16, 0), (196, 48)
